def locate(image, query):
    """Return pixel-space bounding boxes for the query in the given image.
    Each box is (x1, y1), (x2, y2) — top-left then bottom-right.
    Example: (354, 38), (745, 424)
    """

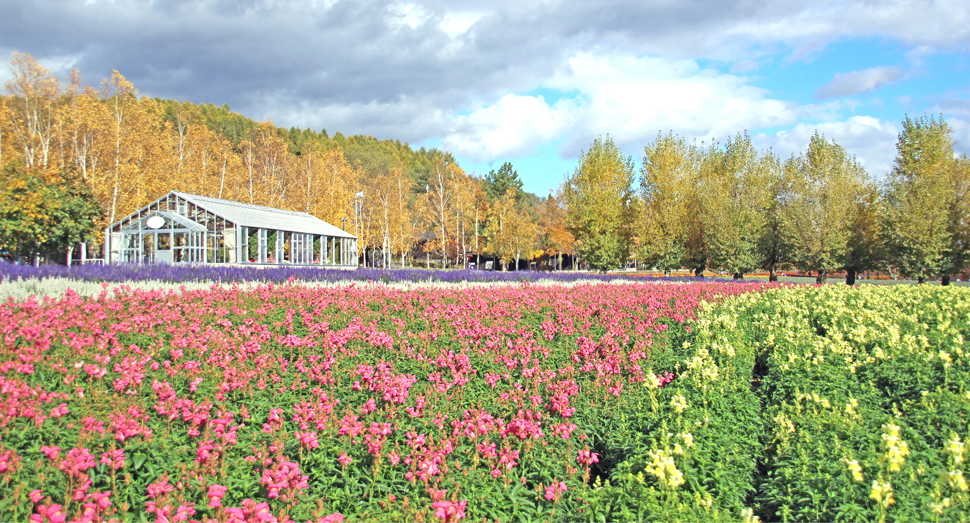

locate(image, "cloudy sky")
(2, 0), (969, 195)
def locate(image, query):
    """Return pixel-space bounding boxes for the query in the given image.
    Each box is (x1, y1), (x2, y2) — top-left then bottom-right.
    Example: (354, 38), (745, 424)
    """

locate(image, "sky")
(2, 0), (969, 196)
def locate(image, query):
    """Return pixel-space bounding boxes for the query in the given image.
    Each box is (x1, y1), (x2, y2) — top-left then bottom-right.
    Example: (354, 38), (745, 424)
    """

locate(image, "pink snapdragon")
(207, 484), (228, 508)
(544, 481), (568, 501)
(225, 499), (277, 523)
(577, 449), (600, 466)
(431, 500), (467, 522)
(30, 502), (66, 523)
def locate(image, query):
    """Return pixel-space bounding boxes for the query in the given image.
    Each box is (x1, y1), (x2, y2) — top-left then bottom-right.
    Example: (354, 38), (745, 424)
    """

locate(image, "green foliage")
(780, 132), (874, 281)
(564, 135), (636, 272)
(701, 133), (775, 277)
(688, 285), (970, 522)
(0, 160), (101, 260)
(638, 132), (699, 274)
(882, 115), (962, 281)
(484, 162), (524, 202)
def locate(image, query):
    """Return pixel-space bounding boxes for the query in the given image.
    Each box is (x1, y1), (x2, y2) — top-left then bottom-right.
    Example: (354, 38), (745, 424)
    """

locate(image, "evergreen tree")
(484, 162), (524, 202)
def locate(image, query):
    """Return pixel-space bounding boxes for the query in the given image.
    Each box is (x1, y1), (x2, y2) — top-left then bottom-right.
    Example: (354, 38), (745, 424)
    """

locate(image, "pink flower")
(226, 499), (277, 523)
(30, 503), (66, 523)
(40, 446), (60, 461)
(431, 500), (467, 522)
(337, 453), (352, 467)
(543, 481), (568, 501)
(208, 484), (228, 507)
(577, 449), (600, 466)
(315, 514), (344, 523)
(297, 431), (319, 449)
(29, 489), (44, 504)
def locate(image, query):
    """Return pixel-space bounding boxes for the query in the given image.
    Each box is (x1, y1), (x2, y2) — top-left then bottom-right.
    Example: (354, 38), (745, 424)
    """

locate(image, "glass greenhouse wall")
(107, 192), (357, 267)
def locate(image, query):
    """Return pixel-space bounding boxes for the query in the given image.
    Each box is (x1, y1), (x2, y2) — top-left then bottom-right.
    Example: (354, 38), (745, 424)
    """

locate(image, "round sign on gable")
(146, 216), (165, 229)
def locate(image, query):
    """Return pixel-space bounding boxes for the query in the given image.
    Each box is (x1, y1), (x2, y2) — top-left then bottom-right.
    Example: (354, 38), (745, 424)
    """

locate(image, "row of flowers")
(0, 262), (711, 286)
(694, 285), (969, 522)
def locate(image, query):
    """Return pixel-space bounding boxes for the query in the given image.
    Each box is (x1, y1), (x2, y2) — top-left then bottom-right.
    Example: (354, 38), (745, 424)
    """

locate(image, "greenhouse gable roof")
(172, 192), (355, 238)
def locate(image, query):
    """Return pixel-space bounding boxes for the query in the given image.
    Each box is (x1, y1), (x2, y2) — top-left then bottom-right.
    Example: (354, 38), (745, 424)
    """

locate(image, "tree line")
(565, 119), (969, 284)
(0, 52), (570, 268)
(2, 50), (966, 282)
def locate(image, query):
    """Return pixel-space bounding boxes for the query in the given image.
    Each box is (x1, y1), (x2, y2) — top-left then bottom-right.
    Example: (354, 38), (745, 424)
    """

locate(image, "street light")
(354, 191), (364, 267)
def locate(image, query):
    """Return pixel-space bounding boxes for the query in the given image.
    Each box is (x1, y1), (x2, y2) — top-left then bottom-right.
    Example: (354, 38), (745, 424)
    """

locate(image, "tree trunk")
(664, 269), (671, 277)
(66, 245), (74, 267)
(816, 271), (827, 285)
(845, 269), (856, 286)
(942, 274), (951, 286)
(733, 273), (743, 280)
(917, 276), (926, 284)
(768, 267), (778, 282)
(694, 266), (704, 277)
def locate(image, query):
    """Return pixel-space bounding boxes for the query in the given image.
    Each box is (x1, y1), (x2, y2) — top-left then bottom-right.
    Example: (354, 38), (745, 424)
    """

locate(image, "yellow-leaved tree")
(780, 131), (874, 284)
(638, 132), (699, 275)
(563, 135), (635, 272)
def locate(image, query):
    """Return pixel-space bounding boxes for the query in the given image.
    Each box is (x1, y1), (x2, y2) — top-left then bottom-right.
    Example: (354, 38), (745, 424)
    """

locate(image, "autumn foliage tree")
(780, 132), (874, 284)
(638, 132), (699, 275)
(882, 115), (966, 284)
(564, 135), (636, 272)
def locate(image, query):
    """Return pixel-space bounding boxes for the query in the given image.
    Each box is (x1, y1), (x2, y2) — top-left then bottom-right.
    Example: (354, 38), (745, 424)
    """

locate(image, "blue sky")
(2, 0), (968, 196)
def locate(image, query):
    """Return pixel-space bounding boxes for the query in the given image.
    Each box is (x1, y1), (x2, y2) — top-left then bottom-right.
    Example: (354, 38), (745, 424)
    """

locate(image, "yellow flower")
(944, 433), (964, 465)
(947, 470), (968, 492)
(670, 394), (689, 414)
(869, 479), (894, 508)
(842, 458), (864, 483)
(645, 449), (684, 489)
(678, 432), (694, 449)
(880, 424), (910, 472)
(740, 507), (760, 523)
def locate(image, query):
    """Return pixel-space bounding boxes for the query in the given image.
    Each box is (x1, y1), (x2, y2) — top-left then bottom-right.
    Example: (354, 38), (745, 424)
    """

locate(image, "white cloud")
(443, 94), (578, 161)
(756, 116), (900, 178)
(386, 3), (432, 30)
(815, 66), (909, 99)
(443, 51), (803, 160)
(439, 11), (484, 38)
(947, 117), (970, 158)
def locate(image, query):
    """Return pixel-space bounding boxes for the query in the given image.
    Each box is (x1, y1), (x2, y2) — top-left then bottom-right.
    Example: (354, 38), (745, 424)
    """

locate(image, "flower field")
(0, 280), (767, 523)
(2, 280), (967, 522)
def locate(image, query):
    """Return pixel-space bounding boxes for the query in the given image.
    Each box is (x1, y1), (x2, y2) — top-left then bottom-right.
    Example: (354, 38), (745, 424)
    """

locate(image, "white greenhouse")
(105, 191), (357, 267)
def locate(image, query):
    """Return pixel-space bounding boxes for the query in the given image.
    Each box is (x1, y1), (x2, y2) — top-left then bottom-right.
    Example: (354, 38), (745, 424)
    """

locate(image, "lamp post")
(354, 191), (364, 267)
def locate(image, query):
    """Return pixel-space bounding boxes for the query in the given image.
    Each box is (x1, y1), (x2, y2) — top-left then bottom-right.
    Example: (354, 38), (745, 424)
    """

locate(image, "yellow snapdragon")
(879, 424), (910, 473)
(841, 458), (864, 482)
(645, 449), (685, 489)
(670, 394), (689, 414)
(944, 433), (964, 465)
(869, 479), (894, 508)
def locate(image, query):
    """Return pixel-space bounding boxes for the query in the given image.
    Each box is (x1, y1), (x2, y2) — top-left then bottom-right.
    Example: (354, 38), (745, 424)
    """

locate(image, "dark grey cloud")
(1, 0), (968, 147)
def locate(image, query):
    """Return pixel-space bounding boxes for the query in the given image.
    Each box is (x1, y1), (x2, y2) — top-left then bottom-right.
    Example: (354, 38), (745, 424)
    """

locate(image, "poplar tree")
(882, 115), (962, 283)
(564, 135), (635, 272)
(638, 132), (698, 275)
(780, 132), (873, 284)
(701, 132), (773, 279)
